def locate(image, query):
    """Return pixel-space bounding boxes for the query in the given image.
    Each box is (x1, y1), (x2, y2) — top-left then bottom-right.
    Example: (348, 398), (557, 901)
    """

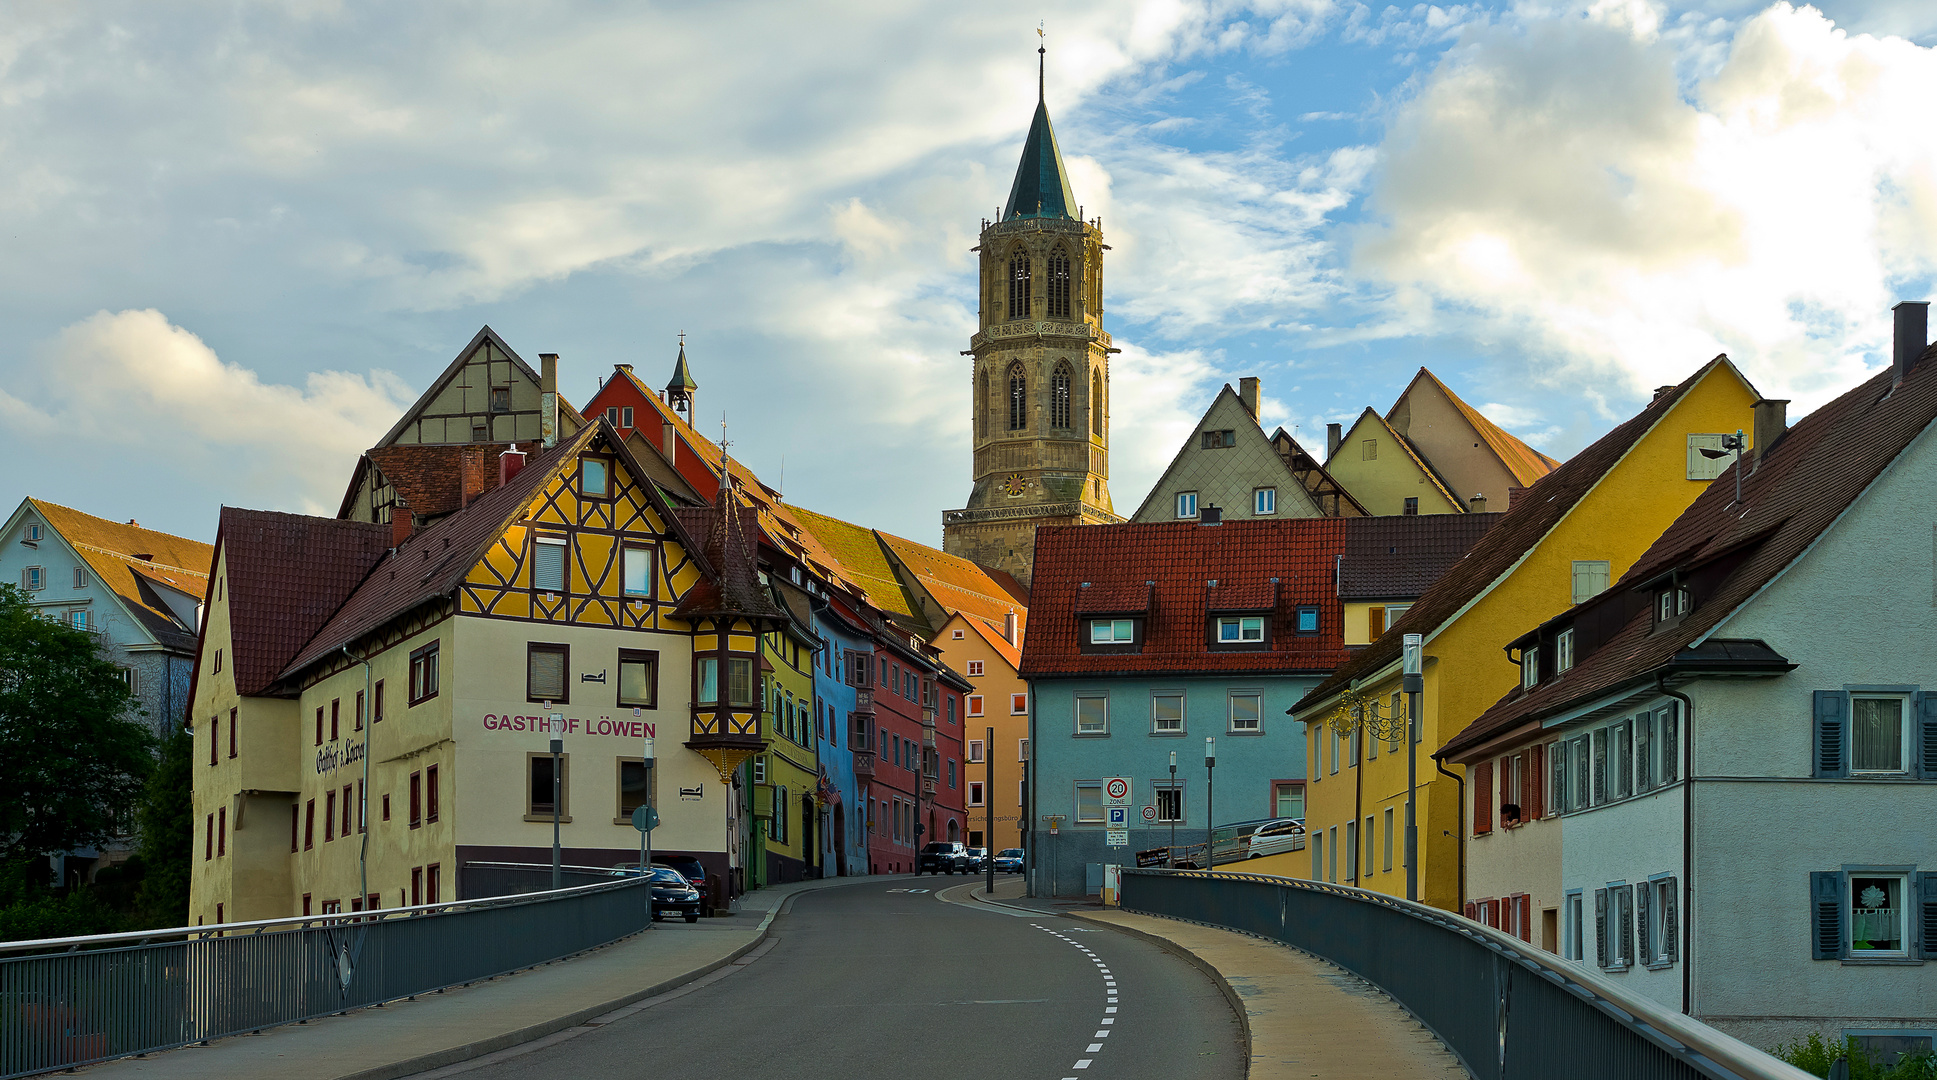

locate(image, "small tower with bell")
(666, 333), (698, 420)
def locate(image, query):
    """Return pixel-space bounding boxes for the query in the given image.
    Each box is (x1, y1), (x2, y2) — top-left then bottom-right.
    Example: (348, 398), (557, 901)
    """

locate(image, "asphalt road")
(422, 879), (1244, 1080)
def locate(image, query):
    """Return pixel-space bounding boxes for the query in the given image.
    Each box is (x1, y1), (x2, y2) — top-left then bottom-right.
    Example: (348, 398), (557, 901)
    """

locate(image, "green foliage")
(0, 583), (154, 863)
(1771, 1033), (1937, 1080)
(134, 726), (194, 927)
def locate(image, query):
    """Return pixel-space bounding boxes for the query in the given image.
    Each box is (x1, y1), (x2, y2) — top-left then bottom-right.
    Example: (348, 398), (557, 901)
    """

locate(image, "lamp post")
(550, 735), (564, 891)
(1167, 751), (1177, 863)
(1204, 737), (1216, 871)
(643, 735), (656, 875)
(1403, 633), (1423, 903)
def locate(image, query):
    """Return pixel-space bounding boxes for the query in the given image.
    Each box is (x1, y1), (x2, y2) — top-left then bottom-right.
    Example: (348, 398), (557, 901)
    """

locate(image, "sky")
(5, 0), (1937, 547)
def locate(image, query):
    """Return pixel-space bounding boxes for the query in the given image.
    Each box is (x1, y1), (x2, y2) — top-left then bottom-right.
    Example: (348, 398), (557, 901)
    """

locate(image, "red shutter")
(1519, 895), (1534, 942)
(1473, 760), (1493, 835)
(1527, 743), (1546, 820)
(1464, 901), (1479, 922)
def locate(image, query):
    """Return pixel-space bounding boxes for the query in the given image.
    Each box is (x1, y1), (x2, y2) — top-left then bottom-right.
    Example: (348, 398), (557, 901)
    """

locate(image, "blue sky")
(4, 1), (1936, 546)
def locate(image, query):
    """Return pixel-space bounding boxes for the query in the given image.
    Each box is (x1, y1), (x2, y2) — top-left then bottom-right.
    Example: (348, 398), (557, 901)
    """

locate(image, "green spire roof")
(1002, 98), (1078, 222)
(666, 342), (697, 393)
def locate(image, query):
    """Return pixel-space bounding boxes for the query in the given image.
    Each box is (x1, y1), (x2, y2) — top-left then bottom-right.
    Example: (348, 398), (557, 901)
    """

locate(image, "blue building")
(1019, 519), (1350, 896)
(809, 589), (877, 876)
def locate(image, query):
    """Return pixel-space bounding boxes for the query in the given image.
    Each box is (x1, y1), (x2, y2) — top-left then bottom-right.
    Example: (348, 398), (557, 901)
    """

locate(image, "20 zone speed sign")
(1105, 777), (1130, 803)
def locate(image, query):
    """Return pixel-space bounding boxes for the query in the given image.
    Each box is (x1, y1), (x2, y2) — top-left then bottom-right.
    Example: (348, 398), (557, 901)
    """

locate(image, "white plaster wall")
(1466, 813), (1562, 941)
(1558, 771), (1685, 1009)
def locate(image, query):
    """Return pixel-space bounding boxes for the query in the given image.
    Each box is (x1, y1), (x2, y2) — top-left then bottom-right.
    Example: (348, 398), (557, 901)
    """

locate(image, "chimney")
(1199, 505), (1223, 525)
(539, 353), (559, 449)
(1238, 377), (1261, 421)
(1469, 493), (1487, 513)
(1326, 423), (1342, 459)
(391, 512), (413, 548)
(1752, 399), (1789, 465)
(1651, 385), (1676, 402)
(1003, 611), (1017, 645)
(663, 419), (677, 464)
(499, 443), (527, 486)
(1894, 300), (1929, 387)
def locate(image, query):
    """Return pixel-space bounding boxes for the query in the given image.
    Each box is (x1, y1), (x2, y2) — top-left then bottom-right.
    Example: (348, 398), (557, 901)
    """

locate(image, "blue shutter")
(1812, 690), (1848, 778)
(1917, 691), (1937, 780)
(1917, 872), (1937, 960)
(1811, 870), (1845, 960)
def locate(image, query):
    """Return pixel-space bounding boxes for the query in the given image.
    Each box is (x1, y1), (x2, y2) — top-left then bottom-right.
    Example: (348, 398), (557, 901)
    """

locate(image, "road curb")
(325, 875), (884, 1080)
(1055, 908), (1256, 1080)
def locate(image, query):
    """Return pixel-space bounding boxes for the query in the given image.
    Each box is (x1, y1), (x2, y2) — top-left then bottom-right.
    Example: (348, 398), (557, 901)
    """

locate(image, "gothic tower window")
(1051, 364), (1072, 429)
(1008, 249), (1031, 320)
(1047, 246), (1072, 319)
(1008, 364), (1028, 431)
(977, 368), (990, 438)
(1091, 370), (1105, 436)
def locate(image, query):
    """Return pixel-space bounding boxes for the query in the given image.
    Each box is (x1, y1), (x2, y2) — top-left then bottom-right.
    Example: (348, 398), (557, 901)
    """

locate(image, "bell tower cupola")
(942, 42), (1120, 589)
(666, 334), (697, 419)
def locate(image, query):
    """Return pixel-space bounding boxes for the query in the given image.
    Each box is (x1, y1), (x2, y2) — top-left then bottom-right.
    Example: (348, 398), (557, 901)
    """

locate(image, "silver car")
(1243, 818), (1307, 859)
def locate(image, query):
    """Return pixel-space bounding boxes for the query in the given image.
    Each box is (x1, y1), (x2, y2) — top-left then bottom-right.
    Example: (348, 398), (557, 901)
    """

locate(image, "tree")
(135, 725), (193, 926)
(0, 583), (153, 866)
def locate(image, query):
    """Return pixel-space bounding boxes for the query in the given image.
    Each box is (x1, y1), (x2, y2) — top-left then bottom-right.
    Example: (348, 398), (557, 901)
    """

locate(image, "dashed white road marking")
(1034, 923), (1121, 1076)
(1074, 1059), (1093, 1069)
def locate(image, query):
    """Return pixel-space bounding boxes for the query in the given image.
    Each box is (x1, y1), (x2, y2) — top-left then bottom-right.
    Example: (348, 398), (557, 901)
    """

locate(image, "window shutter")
(1595, 889), (1608, 967)
(1917, 691), (1937, 780)
(1916, 872), (1937, 960)
(534, 540), (567, 593)
(1551, 742), (1568, 814)
(1464, 901), (1478, 922)
(1618, 886), (1635, 966)
(1473, 760), (1493, 835)
(1518, 895), (1533, 943)
(1659, 707), (1679, 784)
(1811, 870), (1845, 960)
(1527, 744), (1546, 819)
(1813, 690), (1849, 778)
(1636, 881), (1652, 964)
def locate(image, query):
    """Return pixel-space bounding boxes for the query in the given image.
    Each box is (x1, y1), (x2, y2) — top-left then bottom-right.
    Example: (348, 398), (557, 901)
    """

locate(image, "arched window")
(1008, 364), (1028, 431)
(1047, 246), (1072, 319)
(1051, 363), (1072, 429)
(1091, 370), (1105, 436)
(1007, 249), (1031, 320)
(977, 368), (989, 439)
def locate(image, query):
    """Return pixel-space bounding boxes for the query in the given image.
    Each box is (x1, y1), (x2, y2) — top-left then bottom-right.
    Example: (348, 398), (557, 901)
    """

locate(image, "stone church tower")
(943, 55), (1120, 589)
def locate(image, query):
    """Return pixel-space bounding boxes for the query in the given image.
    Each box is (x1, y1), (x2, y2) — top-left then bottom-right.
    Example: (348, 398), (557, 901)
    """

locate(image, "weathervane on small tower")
(1038, 22), (1046, 102)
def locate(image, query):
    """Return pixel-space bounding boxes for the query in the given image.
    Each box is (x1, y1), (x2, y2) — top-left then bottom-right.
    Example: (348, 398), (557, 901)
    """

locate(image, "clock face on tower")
(1002, 473), (1028, 497)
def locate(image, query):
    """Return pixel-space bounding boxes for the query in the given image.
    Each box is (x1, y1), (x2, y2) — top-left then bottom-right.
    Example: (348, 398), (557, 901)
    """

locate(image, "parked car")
(918, 841), (970, 874)
(1244, 818), (1306, 859)
(617, 856), (715, 917)
(963, 847), (989, 873)
(646, 866), (702, 922)
(992, 848), (1024, 874)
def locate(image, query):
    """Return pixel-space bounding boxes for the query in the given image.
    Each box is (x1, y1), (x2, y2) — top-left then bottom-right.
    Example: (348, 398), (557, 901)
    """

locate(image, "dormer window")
(1522, 646), (1540, 689)
(1656, 588), (1690, 623)
(1217, 616), (1265, 643)
(1090, 619), (1135, 644)
(1556, 629), (1575, 673)
(1295, 607), (1320, 634)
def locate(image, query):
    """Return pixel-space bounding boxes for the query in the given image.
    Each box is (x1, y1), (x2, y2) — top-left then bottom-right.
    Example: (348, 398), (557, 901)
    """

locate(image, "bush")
(0, 889), (127, 942)
(1771, 1033), (1937, 1080)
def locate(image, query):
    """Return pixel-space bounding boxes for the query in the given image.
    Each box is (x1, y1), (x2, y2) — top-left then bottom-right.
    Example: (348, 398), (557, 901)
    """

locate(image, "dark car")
(918, 841), (969, 874)
(963, 846), (989, 873)
(646, 866), (702, 923)
(992, 848), (1024, 874)
(655, 856), (715, 916)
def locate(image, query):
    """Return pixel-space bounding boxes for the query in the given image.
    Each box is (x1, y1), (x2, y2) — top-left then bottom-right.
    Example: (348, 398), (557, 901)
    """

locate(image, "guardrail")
(1119, 870), (1816, 1080)
(0, 875), (649, 1079)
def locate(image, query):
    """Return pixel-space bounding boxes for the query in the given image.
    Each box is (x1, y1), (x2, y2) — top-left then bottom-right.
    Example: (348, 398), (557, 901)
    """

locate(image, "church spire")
(665, 332), (697, 418)
(1003, 37), (1078, 222)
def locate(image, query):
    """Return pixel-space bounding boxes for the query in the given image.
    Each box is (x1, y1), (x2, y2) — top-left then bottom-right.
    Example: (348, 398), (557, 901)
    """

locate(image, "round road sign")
(1105, 778), (1130, 801)
(1141, 804), (1158, 822)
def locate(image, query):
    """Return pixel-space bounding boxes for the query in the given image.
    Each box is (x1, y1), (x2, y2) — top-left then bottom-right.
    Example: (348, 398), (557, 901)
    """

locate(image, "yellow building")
(754, 601), (822, 884)
(932, 611), (1027, 853)
(189, 422), (738, 922)
(1291, 357), (1760, 912)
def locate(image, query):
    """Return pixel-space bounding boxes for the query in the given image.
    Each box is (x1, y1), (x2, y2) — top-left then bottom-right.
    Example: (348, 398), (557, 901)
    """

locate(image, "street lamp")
(1167, 751), (1178, 864)
(1403, 633), (1423, 903)
(550, 735), (564, 891)
(1204, 737), (1216, 871)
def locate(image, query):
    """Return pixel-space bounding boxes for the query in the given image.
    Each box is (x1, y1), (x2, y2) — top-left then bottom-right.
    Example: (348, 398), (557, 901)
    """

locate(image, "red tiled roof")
(1074, 583), (1152, 613)
(1021, 519), (1349, 678)
(215, 508), (390, 696)
(1338, 513), (1503, 600)
(1441, 351), (1937, 760)
(1295, 355), (1751, 712)
(1204, 581), (1276, 611)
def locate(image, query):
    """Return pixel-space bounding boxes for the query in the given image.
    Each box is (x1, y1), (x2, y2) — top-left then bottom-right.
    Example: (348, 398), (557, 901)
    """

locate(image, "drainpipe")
(1433, 756), (1465, 910)
(343, 646), (373, 908)
(1657, 673), (1694, 1017)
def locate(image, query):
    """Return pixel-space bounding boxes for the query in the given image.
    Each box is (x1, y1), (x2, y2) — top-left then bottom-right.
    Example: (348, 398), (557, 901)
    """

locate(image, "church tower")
(943, 49), (1120, 588)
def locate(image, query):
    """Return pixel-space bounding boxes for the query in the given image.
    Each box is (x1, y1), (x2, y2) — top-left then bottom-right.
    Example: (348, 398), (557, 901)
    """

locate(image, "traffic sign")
(1140, 804), (1157, 822)
(1105, 829), (1129, 847)
(630, 806), (659, 832)
(1104, 777), (1130, 804)
(1107, 806), (1129, 827)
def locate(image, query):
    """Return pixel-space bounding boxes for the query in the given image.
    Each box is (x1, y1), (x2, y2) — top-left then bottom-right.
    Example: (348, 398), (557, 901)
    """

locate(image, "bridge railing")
(1120, 870), (1815, 1080)
(0, 875), (649, 1079)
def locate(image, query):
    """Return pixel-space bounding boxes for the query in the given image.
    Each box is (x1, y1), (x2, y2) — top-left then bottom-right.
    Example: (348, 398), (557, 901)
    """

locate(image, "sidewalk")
(972, 879), (1469, 1080)
(78, 876), (886, 1080)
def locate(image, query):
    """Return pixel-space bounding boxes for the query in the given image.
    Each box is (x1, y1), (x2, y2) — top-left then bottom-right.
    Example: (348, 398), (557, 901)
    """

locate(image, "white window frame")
(1382, 807), (1394, 871)
(1011, 693), (1028, 715)
(22, 566), (44, 591)
(1217, 616), (1265, 643)
(1074, 783), (1104, 823)
(1849, 872), (1911, 957)
(967, 739), (984, 763)
(966, 660), (984, 677)
(1556, 629), (1575, 673)
(1229, 692), (1262, 733)
(533, 536), (568, 594)
(1849, 693), (1912, 775)
(1151, 691), (1184, 734)
(1175, 491), (1198, 519)
(1564, 890), (1584, 961)
(1522, 646), (1539, 689)
(622, 545), (654, 599)
(1254, 487), (1276, 515)
(1075, 694), (1107, 735)
(1600, 882), (1633, 970)
(1644, 875), (1676, 967)
(967, 694), (984, 717)
(968, 781), (985, 807)
(1571, 560), (1610, 604)
(1090, 618), (1134, 644)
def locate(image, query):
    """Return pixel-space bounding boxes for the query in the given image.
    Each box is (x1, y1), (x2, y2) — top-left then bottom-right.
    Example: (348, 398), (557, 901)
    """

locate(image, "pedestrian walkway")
(970, 878), (1469, 1080)
(77, 876), (885, 1080)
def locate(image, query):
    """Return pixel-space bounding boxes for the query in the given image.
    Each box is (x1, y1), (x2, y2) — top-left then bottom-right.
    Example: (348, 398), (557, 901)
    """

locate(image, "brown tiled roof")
(952, 612), (1023, 670)
(1338, 513), (1503, 600)
(876, 531), (1029, 629)
(1295, 356), (1745, 712)
(1021, 519), (1349, 678)
(671, 484), (788, 622)
(216, 509), (390, 696)
(1402, 368), (1561, 487)
(1441, 352), (1937, 759)
(1074, 583), (1152, 614)
(30, 500), (215, 652)
(1204, 581), (1277, 611)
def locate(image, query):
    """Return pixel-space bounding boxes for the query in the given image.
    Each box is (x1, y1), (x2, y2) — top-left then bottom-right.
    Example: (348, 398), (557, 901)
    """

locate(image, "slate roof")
(1295, 356), (1747, 712)
(29, 500), (215, 652)
(1398, 369), (1561, 488)
(1003, 96), (1078, 221)
(215, 509), (390, 696)
(1338, 513), (1503, 600)
(1440, 351), (1937, 759)
(1021, 519), (1350, 678)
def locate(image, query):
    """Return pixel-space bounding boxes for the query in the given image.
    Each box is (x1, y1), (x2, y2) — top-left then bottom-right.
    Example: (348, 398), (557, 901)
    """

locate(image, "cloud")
(1354, 1), (1937, 412)
(2, 310), (411, 516)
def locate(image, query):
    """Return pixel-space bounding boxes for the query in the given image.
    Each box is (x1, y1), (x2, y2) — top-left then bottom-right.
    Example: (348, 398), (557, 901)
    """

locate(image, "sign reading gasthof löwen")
(481, 713), (657, 740)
